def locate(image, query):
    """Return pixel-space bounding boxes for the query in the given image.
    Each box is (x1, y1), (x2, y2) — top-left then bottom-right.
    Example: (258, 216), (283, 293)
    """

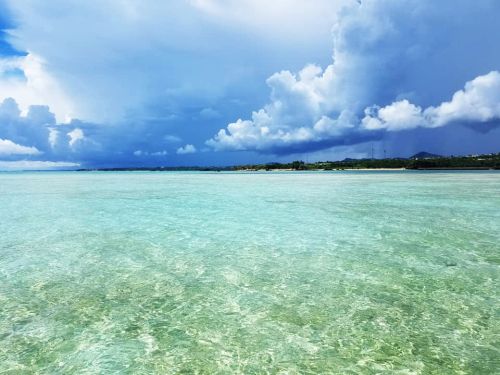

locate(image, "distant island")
(79, 152), (500, 172)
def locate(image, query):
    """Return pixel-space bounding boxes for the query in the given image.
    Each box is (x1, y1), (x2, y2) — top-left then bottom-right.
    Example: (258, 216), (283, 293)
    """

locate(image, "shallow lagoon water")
(0, 171), (499, 374)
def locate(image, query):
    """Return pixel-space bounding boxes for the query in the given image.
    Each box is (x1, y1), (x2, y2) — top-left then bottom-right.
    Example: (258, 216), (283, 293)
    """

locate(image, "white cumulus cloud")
(177, 144), (196, 154)
(0, 138), (41, 155)
(362, 71), (500, 131)
(426, 71), (500, 126)
(207, 0), (500, 154)
(0, 54), (74, 122)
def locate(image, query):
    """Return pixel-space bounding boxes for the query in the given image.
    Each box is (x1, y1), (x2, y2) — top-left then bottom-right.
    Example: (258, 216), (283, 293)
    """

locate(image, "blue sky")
(0, 0), (499, 169)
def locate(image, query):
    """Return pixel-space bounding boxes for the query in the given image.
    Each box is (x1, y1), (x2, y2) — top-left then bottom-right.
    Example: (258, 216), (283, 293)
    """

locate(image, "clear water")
(0, 171), (499, 374)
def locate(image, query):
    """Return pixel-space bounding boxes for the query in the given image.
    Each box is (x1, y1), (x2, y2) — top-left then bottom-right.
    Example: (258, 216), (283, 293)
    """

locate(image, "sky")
(0, 0), (499, 169)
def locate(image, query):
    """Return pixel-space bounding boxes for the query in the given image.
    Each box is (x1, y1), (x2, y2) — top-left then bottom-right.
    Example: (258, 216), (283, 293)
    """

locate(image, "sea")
(0, 171), (499, 373)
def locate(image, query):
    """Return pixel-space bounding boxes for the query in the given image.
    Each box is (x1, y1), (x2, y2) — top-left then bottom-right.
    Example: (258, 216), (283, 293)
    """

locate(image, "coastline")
(71, 152), (499, 173)
(238, 168), (407, 172)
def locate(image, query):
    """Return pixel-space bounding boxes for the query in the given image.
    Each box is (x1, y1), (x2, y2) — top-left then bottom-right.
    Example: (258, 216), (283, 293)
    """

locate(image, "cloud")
(0, 138), (41, 155)
(0, 0), (350, 165)
(208, 69), (500, 153)
(0, 160), (79, 170)
(0, 97), (93, 163)
(189, 0), (344, 49)
(1, 0), (500, 165)
(426, 71), (500, 127)
(177, 144), (197, 154)
(0, 97), (58, 153)
(0, 96), (193, 167)
(363, 71), (500, 131)
(207, 0), (500, 154)
(3, 0), (344, 123)
(206, 102), (361, 153)
(67, 128), (85, 147)
(134, 150), (168, 157)
(362, 100), (423, 131)
(0, 53), (74, 122)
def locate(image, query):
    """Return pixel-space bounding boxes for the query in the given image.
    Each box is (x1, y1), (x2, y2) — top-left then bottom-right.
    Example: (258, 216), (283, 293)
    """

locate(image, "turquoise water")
(0, 171), (499, 374)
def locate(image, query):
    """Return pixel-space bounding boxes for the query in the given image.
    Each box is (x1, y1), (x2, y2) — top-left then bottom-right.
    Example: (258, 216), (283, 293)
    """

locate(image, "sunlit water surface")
(0, 171), (499, 374)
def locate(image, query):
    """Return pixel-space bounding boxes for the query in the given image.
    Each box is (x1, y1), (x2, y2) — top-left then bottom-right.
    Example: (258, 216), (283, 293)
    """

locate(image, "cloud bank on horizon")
(207, 0), (500, 154)
(0, 0), (499, 168)
(207, 70), (500, 153)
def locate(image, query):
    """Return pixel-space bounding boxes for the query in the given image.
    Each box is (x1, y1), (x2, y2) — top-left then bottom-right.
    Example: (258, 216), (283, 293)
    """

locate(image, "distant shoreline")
(2, 167), (499, 173)
(74, 167), (500, 172)
(3, 151), (497, 172)
(237, 168), (407, 171)
(74, 151), (500, 172)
